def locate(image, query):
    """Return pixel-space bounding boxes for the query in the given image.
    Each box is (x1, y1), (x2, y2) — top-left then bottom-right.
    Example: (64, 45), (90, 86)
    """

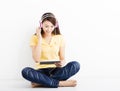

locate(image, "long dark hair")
(35, 12), (61, 36)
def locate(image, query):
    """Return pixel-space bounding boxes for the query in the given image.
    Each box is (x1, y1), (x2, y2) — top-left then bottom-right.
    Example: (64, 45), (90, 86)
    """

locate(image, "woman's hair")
(35, 12), (61, 36)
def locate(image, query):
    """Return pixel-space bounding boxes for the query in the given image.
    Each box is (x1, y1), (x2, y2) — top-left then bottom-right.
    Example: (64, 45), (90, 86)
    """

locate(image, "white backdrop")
(0, 0), (120, 80)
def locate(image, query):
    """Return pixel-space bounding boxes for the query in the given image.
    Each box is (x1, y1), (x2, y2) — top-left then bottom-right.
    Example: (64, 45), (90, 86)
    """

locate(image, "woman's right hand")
(36, 27), (42, 39)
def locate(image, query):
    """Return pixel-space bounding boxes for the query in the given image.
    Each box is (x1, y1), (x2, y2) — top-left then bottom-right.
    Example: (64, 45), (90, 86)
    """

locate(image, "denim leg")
(52, 61), (80, 80)
(21, 67), (59, 88)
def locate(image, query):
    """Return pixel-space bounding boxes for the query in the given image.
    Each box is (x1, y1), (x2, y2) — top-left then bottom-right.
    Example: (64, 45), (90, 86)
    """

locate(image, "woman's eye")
(51, 26), (54, 28)
(45, 26), (48, 28)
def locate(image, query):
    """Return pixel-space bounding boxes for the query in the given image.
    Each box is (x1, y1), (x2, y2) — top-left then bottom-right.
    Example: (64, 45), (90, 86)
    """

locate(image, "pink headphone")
(39, 13), (58, 28)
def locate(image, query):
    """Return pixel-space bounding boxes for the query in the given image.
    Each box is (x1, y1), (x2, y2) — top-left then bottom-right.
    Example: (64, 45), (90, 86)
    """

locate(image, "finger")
(36, 28), (41, 35)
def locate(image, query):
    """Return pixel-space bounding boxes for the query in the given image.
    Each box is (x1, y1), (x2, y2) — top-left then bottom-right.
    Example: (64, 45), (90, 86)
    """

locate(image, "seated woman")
(21, 12), (80, 88)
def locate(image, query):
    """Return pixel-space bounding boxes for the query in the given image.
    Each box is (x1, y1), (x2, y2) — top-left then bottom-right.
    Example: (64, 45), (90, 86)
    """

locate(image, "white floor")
(0, 77), (120, 91)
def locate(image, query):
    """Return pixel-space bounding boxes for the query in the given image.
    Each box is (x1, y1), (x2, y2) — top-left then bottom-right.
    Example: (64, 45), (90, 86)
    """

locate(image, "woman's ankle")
(31, 82), (43, 88)
(59, 80), (77, 87)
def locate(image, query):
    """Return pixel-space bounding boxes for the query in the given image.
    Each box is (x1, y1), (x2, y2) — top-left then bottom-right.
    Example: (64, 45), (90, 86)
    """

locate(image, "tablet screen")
(40, 60), (60, 64)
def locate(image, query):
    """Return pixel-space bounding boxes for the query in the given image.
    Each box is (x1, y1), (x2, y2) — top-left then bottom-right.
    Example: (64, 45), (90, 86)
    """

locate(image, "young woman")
(21, 12), (80, 88)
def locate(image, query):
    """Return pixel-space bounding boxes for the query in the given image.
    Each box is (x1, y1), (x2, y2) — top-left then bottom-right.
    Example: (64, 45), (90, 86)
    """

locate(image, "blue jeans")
(21, 61), (80, 88)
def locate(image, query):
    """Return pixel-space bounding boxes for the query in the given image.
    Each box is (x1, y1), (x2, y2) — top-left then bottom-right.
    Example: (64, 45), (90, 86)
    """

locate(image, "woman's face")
(42, 20), (55, 35)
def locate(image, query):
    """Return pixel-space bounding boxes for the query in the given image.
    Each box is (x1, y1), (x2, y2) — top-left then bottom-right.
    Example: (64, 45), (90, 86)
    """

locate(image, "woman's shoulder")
(30, 34), (38, 41)
(31, 34), (38, 38)
(53, 35), (65, 43)
(54, 34), (64, 39)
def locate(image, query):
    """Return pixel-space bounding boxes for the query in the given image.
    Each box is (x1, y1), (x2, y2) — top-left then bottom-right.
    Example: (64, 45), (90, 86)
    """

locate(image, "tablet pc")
(40, 60), (60, 64)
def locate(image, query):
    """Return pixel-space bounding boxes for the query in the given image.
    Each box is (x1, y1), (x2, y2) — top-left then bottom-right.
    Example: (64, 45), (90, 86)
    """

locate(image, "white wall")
(0, 0), (120, 80)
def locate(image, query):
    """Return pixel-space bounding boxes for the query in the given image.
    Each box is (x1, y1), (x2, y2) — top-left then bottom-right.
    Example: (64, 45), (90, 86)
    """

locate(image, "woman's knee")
(21, 67), (33, 78)
(68, 61), (80, 72)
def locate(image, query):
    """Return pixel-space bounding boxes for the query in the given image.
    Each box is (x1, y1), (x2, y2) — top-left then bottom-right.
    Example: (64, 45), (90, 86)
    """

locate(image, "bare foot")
(31, 82), (43, 88)
(59, 80), (77, 87)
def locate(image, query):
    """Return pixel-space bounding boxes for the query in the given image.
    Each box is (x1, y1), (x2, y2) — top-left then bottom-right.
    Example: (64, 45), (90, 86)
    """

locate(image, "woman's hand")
(55, 60), (65, 67)
(36, 27), (42, 39)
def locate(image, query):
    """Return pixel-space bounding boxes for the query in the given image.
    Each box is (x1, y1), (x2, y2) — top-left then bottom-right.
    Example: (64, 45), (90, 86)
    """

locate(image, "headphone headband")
(41, 13), (55, 22)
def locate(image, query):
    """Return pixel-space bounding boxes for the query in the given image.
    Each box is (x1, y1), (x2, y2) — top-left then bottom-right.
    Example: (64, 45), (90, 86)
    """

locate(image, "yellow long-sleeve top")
(30, 34), (65, 69)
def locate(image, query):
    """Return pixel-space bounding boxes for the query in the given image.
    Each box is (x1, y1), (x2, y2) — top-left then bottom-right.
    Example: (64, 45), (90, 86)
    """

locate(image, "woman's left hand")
(55, 60), (65, 67)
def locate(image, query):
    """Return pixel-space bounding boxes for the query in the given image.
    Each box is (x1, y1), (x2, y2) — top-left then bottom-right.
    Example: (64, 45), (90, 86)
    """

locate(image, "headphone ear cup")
(55, 21), (58, 28)
(40, 22), (43, 28)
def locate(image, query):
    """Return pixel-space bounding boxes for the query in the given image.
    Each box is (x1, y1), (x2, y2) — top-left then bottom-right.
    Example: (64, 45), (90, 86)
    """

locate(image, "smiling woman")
(21, 12), (80, 88)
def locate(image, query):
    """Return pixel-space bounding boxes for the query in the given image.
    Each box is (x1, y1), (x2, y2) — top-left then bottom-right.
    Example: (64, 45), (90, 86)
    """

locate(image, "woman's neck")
(43, 34), (53, 38)
(42, 34), (54, 44)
